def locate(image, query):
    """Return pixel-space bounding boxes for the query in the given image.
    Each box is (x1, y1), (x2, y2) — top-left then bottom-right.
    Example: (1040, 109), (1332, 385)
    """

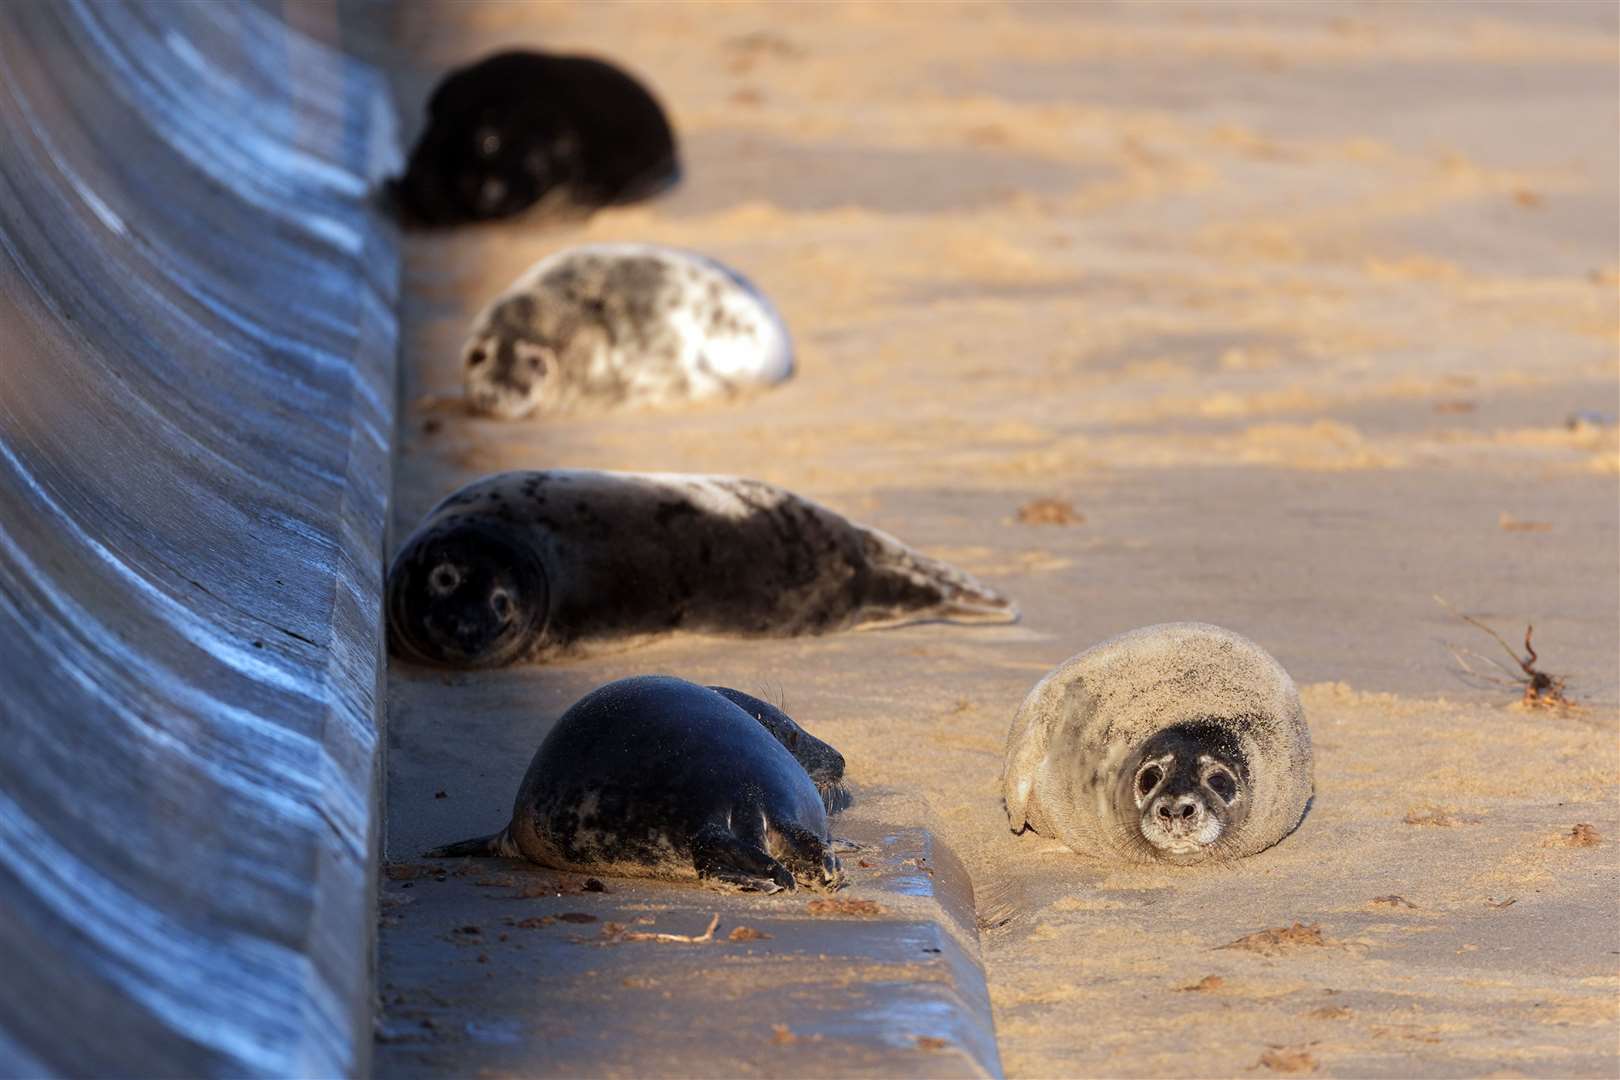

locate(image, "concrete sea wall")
(0, 1), (396, 1073)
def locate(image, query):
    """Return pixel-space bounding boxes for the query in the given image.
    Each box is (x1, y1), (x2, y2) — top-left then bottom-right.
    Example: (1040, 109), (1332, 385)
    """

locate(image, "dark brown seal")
(387, 469), (1018, 669)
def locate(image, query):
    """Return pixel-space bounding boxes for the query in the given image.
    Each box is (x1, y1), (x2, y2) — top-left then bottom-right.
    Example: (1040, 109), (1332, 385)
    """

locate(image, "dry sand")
(379, 3), (1618, 1076)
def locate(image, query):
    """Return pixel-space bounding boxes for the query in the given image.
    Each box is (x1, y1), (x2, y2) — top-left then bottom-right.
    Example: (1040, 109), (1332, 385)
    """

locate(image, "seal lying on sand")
(1002, 623), (1313, 865)
(387, 469), (1018, 669)
(462, 244), (793, 418)
(426, 676), (845, 892)
(391, 51), (678, 225)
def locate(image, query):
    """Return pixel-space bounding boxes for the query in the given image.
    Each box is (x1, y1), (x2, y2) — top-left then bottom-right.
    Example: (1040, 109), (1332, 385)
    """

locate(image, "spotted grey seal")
(388, 469), (1018, 669)
(426, 676), (844, 892)
(1003, 623), (1312, 865)
(391, 51), (678, 226)
(461, 244), (793, 418)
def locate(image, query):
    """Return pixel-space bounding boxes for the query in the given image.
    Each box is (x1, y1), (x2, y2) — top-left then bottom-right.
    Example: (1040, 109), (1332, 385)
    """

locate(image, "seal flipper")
(424, 825), (519, 859)
(852, 525), (1019, 629)
(770, 822), (845, 892)
(691, 822), (795, 893)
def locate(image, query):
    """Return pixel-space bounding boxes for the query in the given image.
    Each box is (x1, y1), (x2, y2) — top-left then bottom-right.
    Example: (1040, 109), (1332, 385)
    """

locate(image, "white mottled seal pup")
(391, 51), (678, 226)
(426, 676), (844, 892)
(387, 469), (1017, 669)
(461, 244), (793, 417)
(1003, 623), (1312, 865)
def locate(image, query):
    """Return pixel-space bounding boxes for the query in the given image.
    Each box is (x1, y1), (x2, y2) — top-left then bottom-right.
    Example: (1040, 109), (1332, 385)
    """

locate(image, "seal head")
(1113, 720), (1251, 864)
(387, 517), (549, 668)
(709, 686), (851, 813)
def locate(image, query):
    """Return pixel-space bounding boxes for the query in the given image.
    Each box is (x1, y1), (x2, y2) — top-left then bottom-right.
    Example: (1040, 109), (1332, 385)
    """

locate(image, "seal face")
(1002, 623), (1312, 865)
(392, 51), (679, 226)
(1115, 720), (1252, 864)
(386, 469), (1018, 668)
(386, 516), (549, 668)
(461, 244), (794, 418)
(425, 676), (846, 892)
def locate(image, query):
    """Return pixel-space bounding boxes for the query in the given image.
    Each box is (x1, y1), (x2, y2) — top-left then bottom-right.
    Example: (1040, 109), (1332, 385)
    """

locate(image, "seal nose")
(1151, 794), (1205, 835)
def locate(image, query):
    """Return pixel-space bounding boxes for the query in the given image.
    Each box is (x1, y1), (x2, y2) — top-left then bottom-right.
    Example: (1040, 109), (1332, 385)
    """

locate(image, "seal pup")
(387, 469), (1018, 669)
(425, 676), (844, 892)
(391, 51), (678, 226)
(1002, 622), (1312, 865)
(462, 244), (793, 418)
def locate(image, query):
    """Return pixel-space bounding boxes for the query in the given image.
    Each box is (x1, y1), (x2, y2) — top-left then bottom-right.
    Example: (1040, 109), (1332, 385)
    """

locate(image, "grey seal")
(390, 51), (679, 226)
(462, 244), (792, 418)
(1003, 622), (1313, 865)
(387, 469), (1018, 669)
(426, 676), (845, 892)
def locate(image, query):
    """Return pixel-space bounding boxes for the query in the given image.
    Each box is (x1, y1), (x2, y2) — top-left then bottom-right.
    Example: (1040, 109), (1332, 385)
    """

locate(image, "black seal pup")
(387, 469), (1019, 669)
(391, 50), (679, 225)
(462, 244), (793, 418)
(1003, 623), (1313, 865)
(426, 676), (844, 892)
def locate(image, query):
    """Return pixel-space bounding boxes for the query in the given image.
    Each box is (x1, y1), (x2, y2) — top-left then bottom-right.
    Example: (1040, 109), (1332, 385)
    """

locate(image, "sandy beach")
(377, 3), (1619, 1075)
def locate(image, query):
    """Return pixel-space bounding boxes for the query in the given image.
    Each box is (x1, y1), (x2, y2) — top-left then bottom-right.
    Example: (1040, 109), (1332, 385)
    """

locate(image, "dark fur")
(386, 470), (1015, 669)
(708, 686), (851, 813)
(391, 51), (679, 226)
(426, 677), (843, 892)
(1109, 720), (1252, 864)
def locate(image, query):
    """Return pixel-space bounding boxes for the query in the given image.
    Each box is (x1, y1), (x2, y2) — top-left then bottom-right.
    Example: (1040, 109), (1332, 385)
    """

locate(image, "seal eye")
(489, 588), (514, 623)
(429, 563), (461, 595)
(1206, 769), (1237, 804)
(1136, 764), (1163, 798)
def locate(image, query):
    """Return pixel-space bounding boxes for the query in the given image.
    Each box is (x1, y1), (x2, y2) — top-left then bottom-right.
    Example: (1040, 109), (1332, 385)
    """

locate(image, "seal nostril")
(468, 348), (488, 367)
(1179, 803), (1197, 819)
(1156, 803), (1172, 820)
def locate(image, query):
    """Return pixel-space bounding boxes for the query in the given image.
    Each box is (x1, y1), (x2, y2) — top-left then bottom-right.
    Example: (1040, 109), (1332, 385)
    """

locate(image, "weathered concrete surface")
(378, 783), (1000, 1078)
(0, 2), (397, 1074)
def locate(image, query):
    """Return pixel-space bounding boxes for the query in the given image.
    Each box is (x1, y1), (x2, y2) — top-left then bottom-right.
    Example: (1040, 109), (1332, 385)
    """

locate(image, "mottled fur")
(1003, 623), (1313, 865)
(462, 244), (793, 418)
(388, 469), (1018, 669)
(425, 677), (844, 892)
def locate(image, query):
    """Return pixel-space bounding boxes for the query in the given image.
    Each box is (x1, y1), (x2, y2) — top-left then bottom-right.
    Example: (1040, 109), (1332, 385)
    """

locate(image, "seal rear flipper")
(423, 825), (519, 859)
(854, 526), (1019, 629)
(691, 823), (794, 893)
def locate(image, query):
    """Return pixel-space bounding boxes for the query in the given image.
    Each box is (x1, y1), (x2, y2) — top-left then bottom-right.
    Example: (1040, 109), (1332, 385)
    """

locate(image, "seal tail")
(424, 825), (519, 859)
(857, 526), (1020, 628)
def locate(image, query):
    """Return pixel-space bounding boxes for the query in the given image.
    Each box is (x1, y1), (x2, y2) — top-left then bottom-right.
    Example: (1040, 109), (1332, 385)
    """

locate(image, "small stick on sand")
(1434, 595), (1573, 708)
(606, 913), (721, 944)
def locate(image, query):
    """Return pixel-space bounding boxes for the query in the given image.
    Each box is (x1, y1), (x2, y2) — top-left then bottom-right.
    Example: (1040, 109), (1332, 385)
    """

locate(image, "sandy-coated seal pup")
(426, 676), (845, 892)
(387, 469), (1018, 669)
(461, 244), (793, 418)
(391, 51), (678, 225)
(1003, 622), (1312, 865)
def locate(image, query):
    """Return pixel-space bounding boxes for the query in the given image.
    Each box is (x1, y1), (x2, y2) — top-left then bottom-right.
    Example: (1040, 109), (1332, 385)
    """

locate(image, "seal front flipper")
(771, 822), (845, 891)
(851, 525), (1019, 630)
(691, 823), (795, 893)
(423, 826), (520, 859)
